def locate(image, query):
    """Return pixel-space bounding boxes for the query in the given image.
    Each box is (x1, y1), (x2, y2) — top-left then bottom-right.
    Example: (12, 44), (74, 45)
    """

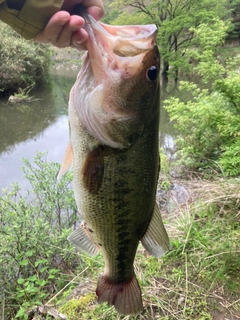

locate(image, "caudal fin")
(96, 274), (143, 315)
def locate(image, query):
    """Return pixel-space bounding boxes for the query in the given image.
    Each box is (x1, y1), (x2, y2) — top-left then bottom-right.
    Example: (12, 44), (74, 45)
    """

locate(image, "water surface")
(0, 63), (80, 192)
(0, 63), (177, 193)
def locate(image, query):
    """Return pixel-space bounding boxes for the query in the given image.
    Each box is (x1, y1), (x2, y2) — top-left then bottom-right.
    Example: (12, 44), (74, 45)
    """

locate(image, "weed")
(56, 178), (239, 319)
(0, 153), (79, 319)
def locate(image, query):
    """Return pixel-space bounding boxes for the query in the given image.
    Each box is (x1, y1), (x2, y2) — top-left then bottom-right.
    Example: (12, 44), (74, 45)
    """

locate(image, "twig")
(46, 267), (88, 306)
(183, 253), (188, 316)
(225, 298), (240, 309)
(204, 250), (240, 260)
(1, 293), (4, 320)
(181, 204), (193, 254)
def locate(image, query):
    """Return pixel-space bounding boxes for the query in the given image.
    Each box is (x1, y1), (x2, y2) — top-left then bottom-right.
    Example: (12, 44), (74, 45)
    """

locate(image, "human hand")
(34, 0), (104, 49)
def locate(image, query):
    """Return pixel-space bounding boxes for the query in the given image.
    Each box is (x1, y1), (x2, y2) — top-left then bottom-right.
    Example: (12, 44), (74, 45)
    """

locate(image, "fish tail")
(96, 274), (143, 315)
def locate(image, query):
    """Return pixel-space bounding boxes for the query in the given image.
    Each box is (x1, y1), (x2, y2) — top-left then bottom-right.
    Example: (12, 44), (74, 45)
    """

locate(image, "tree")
(164, 19), (240, 177)
(226, 0), (240, 40)
(111, 0), (229, 81)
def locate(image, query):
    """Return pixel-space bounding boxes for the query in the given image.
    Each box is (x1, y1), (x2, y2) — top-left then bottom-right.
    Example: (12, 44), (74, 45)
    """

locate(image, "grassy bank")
(0, 154), (239, 319)
(58, 179), (240, 320)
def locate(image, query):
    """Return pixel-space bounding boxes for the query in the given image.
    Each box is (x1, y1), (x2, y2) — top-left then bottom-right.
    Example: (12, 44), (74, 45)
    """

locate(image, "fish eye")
(146, 66), (158, 82)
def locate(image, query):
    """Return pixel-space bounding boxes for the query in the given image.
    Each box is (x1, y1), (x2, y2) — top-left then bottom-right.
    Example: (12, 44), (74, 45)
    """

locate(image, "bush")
(0, 153), (79, 319)
(0, 22), (51, 96)
(165, 80), (240, 176)
(164, 20), (240, 177)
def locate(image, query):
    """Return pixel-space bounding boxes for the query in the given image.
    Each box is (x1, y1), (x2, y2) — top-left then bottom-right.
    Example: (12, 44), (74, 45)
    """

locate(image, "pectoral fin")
(81, 146), (106, 194)
(141, 203), (170, 257)
(68, 222), (99, 256)
(57, 143), (73, 180)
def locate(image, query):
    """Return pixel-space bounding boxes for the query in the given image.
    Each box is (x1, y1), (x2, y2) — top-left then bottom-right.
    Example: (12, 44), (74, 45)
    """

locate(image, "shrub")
(164, 80), (240, 176)
(0, 22), (51, 96)
(0, 153), (79, 319)
(164, 19), (240, 177)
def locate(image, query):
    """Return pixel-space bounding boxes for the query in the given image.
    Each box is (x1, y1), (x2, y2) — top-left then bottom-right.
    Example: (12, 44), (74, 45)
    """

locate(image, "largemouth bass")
(59, 7), (170, 315)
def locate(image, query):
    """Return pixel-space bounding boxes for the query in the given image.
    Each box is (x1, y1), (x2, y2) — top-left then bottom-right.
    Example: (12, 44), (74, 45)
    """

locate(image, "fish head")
(71, 13), (160, 148)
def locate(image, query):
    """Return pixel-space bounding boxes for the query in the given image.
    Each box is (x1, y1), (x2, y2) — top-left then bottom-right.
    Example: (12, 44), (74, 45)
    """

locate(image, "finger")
(34, 11), (71, 44)
(87, 5), (104, 21)
(53, 15), (85, 48)
(71, 29), (88, 50)
(81, 0), (104, 20)
(61, 0), (104, 20)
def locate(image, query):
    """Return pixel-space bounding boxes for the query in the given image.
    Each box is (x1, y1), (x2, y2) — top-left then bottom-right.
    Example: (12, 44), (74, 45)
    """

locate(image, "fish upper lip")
(82, 9), (157, 46)
(82, 15), (158, 68)
(73, 4), (158, 45)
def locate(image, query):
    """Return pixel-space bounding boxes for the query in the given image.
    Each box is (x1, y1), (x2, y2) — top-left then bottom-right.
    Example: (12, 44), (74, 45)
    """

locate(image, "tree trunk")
(162, 60), (169, 77)
(161, 59), (169, 88)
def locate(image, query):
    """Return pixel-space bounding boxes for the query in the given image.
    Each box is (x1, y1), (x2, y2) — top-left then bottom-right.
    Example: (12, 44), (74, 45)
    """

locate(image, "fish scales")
(70, 102), (159, 279)
(59, 6), (170, 316)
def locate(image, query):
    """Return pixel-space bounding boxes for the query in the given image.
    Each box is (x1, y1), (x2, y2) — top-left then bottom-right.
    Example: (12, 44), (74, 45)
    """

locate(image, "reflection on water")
(159, 97), (178, 161)
(0, 63), (178, 193)
(0, 63), (80, 192)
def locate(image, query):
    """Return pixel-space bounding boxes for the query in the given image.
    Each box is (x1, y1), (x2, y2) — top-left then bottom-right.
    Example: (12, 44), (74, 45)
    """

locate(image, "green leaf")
(35, 259), (48, 267)
(25, 250), (34, 257)
(36, 279), (47, 286)
(39, 266), (48, 273)
(19, 259), (29, 266)
(25, 284), (38, 293)
(49, 268), (60, 274)
(17, 278), (25, 285)
(28, 275), (37, 282)
(15, 307), (27, 318)
(16, 292), (25, 298)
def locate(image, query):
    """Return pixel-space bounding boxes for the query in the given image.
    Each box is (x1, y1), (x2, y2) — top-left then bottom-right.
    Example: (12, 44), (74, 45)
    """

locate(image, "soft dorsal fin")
(141, 202), (170, 257)
(57, 143), (73, 180)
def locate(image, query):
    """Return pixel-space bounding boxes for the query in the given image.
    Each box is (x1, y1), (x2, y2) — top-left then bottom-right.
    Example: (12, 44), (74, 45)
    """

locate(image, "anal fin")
(68, 221), (99, 256)
(141, 203), (170, 257)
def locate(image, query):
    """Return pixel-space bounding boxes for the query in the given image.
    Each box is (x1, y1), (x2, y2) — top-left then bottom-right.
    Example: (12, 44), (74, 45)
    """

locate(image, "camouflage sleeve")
(0, 0), (64, 39)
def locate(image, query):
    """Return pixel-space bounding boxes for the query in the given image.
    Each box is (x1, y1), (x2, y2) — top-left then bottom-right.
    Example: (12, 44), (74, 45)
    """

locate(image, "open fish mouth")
(77, 6), (158, 82)
(69, 6), (160, 149)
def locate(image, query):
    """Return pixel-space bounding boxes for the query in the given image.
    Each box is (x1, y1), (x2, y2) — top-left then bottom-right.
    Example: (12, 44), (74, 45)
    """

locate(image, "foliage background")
(0, 23), (51, 96)
(0, 153), (79, 319)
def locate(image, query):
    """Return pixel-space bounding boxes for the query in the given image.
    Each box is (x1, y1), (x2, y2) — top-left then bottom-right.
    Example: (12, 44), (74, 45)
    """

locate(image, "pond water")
(0, 61), (177, 194)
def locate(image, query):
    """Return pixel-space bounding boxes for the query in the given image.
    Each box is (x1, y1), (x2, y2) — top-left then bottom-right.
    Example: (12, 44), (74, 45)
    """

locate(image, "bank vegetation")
(0, 22), (51, 96)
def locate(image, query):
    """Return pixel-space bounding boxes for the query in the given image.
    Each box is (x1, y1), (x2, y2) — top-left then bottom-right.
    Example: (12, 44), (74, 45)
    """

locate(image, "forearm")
(0, 0), (64, 39)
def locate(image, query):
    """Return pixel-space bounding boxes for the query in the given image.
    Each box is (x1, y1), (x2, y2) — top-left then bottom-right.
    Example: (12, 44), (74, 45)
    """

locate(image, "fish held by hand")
(59, 8), (170, 316)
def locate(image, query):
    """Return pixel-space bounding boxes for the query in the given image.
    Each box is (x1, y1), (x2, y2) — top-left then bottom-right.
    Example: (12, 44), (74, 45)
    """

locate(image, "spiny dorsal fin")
(141, 202), (170, 257)
(68, 221), (99, 256)
(57, 143), (73, 180)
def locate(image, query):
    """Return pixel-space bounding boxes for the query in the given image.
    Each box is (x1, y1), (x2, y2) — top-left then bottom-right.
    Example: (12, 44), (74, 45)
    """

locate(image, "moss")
(59, 293), (96, 319)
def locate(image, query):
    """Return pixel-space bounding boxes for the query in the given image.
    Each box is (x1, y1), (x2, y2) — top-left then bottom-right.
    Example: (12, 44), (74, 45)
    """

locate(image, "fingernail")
(73, 25), (83, 31)
(60, 19), (69, 26)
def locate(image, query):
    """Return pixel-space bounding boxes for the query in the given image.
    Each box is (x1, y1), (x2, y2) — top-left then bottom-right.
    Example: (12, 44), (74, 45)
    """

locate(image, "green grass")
(56, 180), (240, 320)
